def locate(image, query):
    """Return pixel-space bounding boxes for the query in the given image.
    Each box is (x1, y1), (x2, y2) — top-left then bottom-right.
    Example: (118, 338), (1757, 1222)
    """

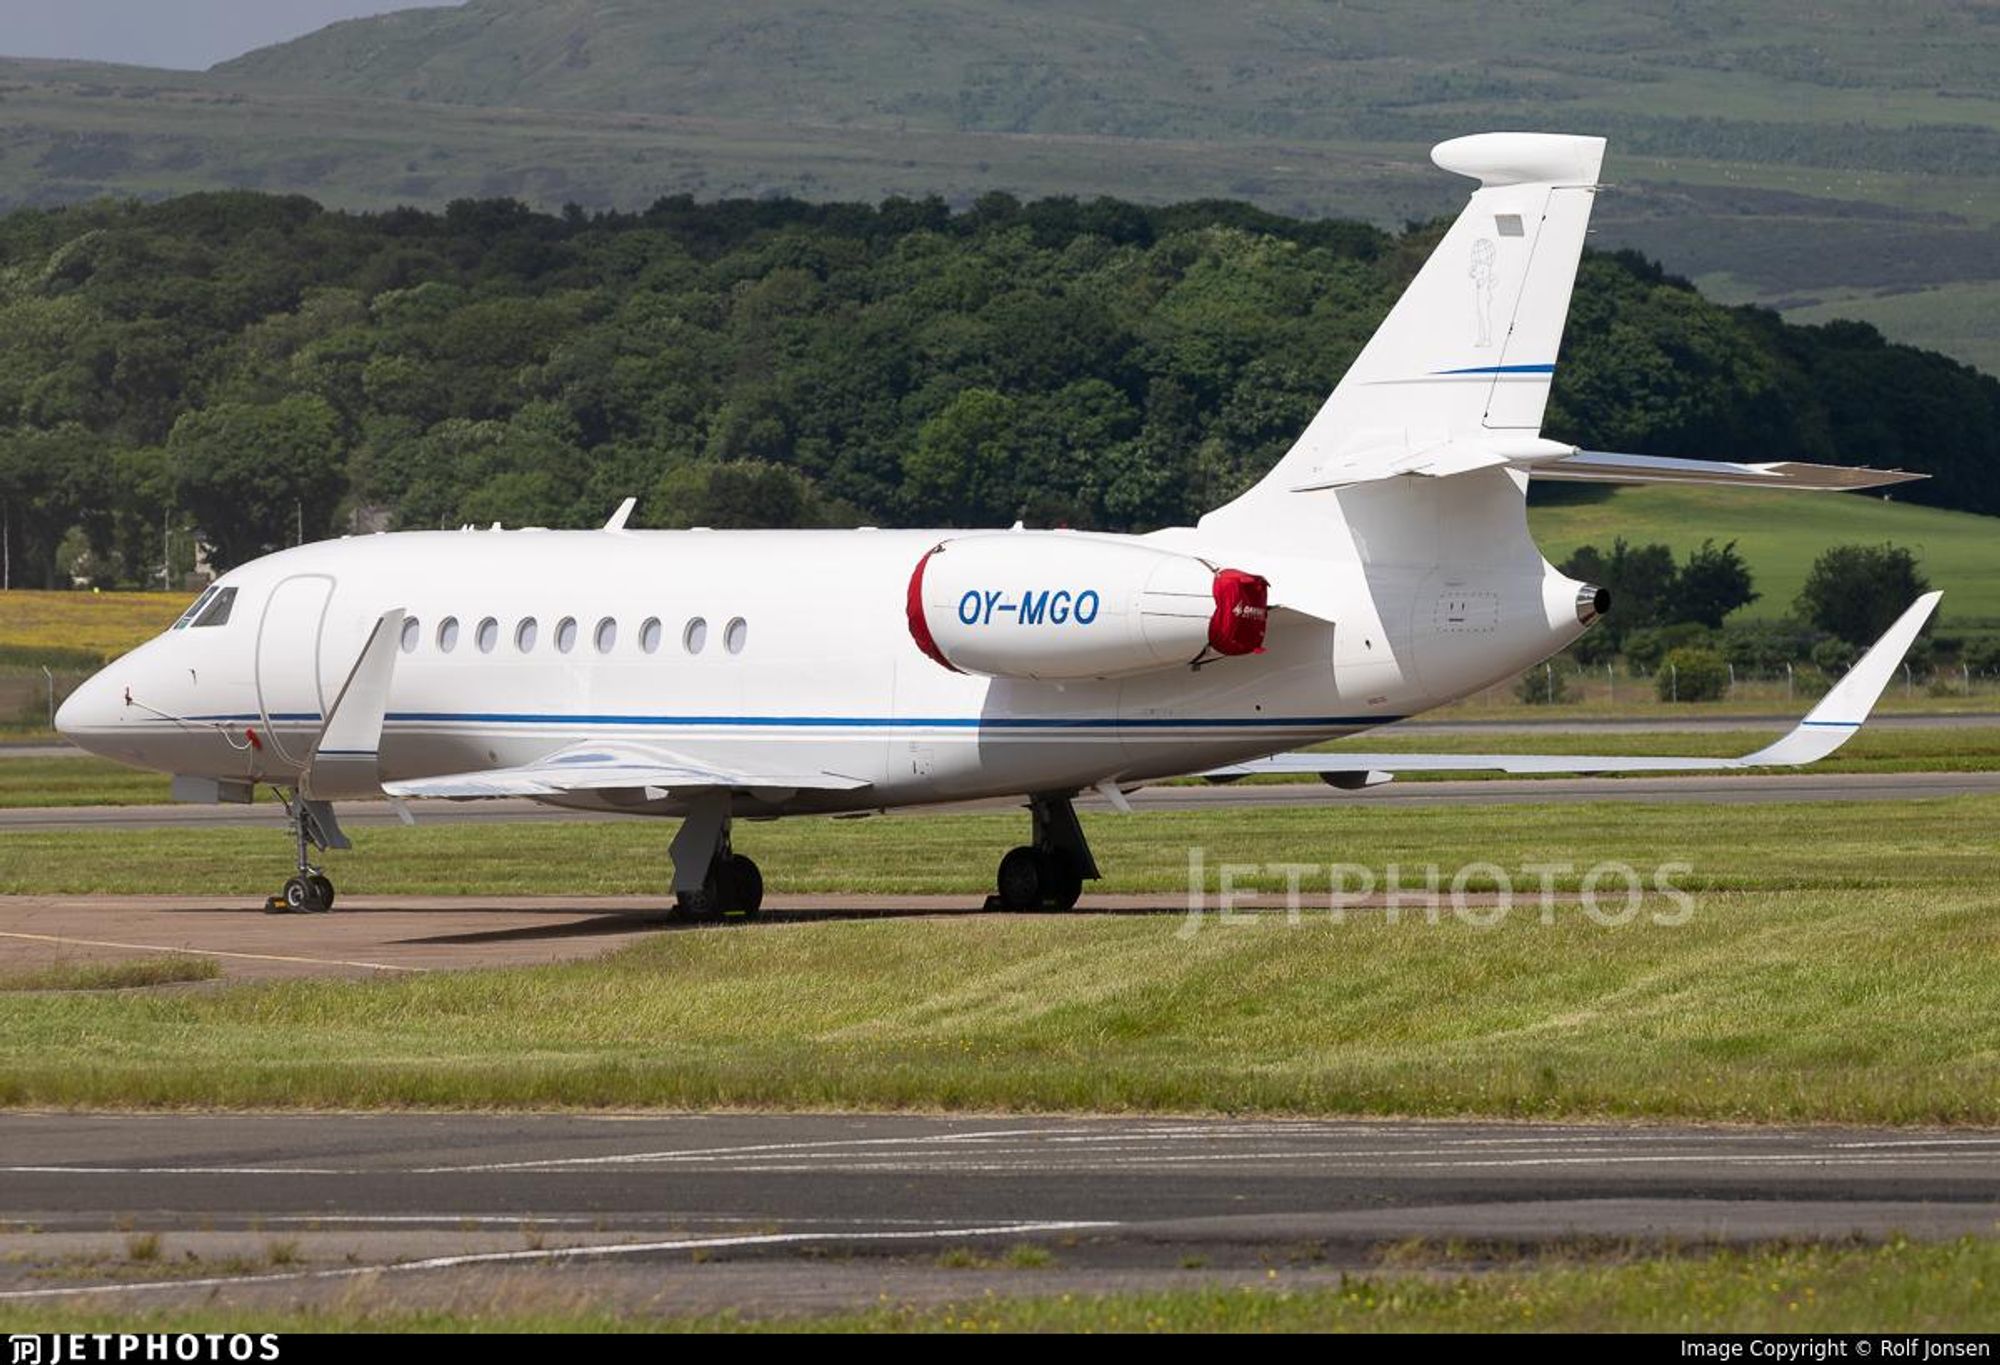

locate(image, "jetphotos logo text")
(1176, 849), (1696, 937)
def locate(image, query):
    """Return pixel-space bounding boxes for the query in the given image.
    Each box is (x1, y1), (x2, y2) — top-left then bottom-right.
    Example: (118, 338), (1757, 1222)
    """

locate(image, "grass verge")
(0, 798), (1993, 1119)
(1, 1239), (1993, 1332)
(0, 955), (219, 992)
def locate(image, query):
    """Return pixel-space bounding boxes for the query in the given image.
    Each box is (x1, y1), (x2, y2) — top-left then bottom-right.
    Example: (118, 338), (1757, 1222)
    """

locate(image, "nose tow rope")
(120, 690), (261, 752)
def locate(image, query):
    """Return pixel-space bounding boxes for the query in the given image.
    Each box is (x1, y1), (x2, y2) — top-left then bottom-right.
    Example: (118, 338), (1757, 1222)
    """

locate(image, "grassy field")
(0, 590), (187, 661)
(1526, 485), (2000, 624)
(0, 796), (1993, 1120)
(3, 1239), (1993, 1333)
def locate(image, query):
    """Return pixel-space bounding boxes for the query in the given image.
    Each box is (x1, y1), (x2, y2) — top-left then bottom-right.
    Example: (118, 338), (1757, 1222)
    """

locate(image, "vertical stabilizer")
(1202, 133), (1604, 529)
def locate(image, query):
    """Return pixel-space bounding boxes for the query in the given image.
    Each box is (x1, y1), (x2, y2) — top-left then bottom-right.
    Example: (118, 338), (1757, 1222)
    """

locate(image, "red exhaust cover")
(905, 546), (959, 672)
(1208, 569), (1270, 656)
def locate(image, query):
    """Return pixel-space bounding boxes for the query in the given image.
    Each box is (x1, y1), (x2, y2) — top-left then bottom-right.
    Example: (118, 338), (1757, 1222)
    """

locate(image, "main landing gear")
(265, 790), (348, 915)
(989, 793), (1099, 912)
(667, 794), (765, 923)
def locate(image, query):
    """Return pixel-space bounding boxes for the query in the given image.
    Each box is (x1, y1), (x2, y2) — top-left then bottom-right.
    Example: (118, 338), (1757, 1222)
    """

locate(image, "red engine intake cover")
(1208, 568), (1270, 656)
(905, 546), (959, 672)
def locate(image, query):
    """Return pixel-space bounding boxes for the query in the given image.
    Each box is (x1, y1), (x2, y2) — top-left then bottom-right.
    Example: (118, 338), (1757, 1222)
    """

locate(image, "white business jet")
(56, 133), (1937, 917)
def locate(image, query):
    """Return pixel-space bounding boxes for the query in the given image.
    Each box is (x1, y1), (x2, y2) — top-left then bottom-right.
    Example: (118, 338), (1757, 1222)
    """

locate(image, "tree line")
(0, 189), (1995, 587)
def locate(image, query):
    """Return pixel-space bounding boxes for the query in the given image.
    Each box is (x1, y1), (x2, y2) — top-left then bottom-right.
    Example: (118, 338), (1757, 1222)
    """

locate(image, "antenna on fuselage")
(603, 497), (637, 532)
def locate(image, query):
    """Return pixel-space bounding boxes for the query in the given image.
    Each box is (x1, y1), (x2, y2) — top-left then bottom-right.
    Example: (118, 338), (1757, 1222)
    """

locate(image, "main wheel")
(675, 886), (724, 923)
(1039, 851), (1084, 911)
(717, 854), (764, 917)
(996, 846), (1044, 911)
(307, 873), (335, 912)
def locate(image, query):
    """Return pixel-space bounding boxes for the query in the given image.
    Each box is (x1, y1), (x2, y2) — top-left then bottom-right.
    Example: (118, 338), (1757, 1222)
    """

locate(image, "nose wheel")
(265, 789), (346, 915)
(276, 873), (336, 915)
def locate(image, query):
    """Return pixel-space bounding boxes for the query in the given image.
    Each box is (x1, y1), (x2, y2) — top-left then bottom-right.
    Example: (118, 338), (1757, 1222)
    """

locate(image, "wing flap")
(383, 743), (870, 800)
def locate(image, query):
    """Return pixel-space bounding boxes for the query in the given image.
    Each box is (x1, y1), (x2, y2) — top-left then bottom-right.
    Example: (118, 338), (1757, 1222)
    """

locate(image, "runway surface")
(2, 769), (1994, 834)
(1, 1113), (1993, 1314)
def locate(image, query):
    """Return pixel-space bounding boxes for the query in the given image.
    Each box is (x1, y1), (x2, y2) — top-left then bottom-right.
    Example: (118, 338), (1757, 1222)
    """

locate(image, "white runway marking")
(408, 1126), (1082, 1173)
(0, 930), (426, 975)
(0, 1219), (1120, 1301)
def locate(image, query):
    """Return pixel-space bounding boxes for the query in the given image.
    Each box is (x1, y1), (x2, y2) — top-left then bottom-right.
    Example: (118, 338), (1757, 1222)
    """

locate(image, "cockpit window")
(190, 586), (238, 628)
(172, 586), (218, 630)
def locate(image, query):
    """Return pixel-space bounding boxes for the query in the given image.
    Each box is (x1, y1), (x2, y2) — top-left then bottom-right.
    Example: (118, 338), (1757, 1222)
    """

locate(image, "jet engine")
(906, 534), (1268, 680)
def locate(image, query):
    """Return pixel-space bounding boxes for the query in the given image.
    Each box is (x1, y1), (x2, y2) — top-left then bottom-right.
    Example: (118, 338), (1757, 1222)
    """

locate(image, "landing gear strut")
(990, 793), (1099, 912)
(667, 794), (764, 923)
(265, 790), (347, 914)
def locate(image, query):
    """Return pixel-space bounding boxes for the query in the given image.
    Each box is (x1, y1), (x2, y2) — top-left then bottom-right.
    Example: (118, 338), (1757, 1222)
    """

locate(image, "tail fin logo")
(1470, 238), (1498, 347)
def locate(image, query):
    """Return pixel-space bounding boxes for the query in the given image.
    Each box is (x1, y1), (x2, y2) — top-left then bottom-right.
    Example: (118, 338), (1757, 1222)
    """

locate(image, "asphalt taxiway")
(0, 1114), (1993, 1314)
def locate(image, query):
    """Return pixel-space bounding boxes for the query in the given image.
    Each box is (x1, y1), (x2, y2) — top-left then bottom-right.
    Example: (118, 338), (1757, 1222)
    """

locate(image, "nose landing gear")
(264, 790), (347, 915)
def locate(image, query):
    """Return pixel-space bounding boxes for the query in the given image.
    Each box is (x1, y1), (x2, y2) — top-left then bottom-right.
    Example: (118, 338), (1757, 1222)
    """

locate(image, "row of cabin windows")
(398, 614), (748, 658)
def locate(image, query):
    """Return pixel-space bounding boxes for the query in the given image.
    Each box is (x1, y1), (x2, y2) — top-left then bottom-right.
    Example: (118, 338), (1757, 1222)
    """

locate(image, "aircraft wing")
(383, 742), (871, 800)
(1203, 592), (1940, 782)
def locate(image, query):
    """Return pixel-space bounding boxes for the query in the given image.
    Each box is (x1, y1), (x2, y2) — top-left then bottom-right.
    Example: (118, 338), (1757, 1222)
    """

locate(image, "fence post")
(1606, 661), (1614, 705)
(1669, 661), (1678, 703)
(1903, 661), (1912, 699)
(1785, 660), (1793, 703)
(42, 666), (53, 731)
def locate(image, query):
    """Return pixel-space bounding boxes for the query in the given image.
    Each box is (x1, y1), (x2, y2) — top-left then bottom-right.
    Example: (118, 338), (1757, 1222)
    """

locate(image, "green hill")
(1, 1), (1997, 368)
(1527, 486), (2000, 624)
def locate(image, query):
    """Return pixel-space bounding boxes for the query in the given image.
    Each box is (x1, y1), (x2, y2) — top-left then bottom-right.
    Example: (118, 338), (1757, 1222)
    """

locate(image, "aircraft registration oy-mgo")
(58, 134), (1939, 916)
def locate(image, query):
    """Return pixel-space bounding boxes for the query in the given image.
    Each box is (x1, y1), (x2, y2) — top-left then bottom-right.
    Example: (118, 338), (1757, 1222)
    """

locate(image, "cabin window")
(683, 617), (707, 655)
(190, 587), (238, 628)
(475, 617), (499, 654)
(555, 616), (578, 654)
(399, 617), (420, 653)
(437, 616), (459, 653)
(639, 617), (662, 654)
(724, 617), (747, 655)
(594, 617), (618, 654)
(515, 617), (538, 652)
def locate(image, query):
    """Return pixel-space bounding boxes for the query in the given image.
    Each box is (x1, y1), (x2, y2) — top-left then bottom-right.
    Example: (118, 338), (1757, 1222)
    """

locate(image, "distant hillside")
(1528, 486), (2000, 626)
(2, 1), (1999, 369)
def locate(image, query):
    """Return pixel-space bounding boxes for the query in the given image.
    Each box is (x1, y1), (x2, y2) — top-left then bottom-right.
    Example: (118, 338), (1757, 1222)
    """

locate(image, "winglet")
(603, 497), (637, 532)
(1741, 591), (1943, 766)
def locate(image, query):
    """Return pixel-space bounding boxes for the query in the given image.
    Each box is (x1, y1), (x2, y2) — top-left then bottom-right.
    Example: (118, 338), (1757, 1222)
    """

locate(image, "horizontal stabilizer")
(1532, 450), (1926, 492)
(1203, 592), (1940, 781)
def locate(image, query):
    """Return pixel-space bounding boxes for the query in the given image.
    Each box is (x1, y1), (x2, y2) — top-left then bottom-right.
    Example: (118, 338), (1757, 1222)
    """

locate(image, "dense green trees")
(1795, 543), (1934, 646)
(1556, 537), (1758, 651)
(0, 190), (1994, 585)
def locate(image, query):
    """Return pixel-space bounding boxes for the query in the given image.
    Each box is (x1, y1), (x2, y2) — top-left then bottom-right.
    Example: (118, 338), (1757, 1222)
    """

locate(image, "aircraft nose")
(54, 667), (120, 749)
